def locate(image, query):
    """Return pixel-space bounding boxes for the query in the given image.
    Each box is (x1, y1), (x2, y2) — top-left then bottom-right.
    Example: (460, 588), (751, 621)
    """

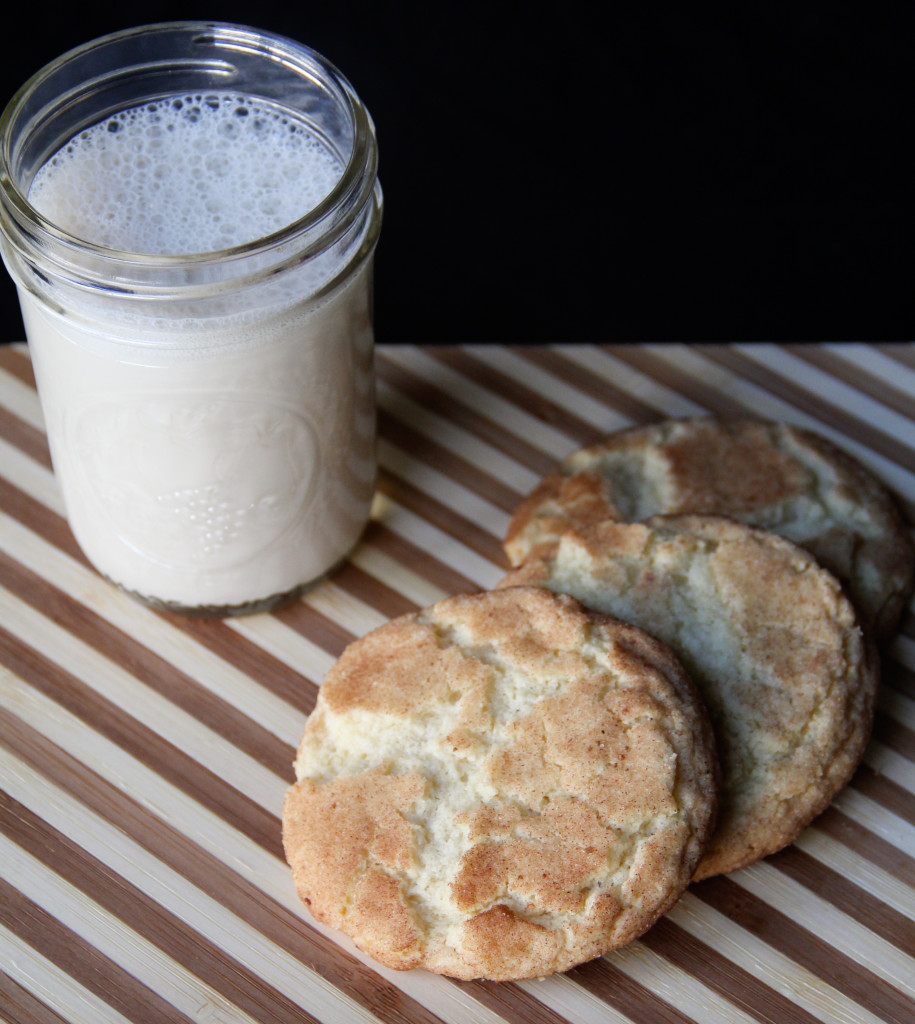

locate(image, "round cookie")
(282, 586), (718, 980)
(501, 516), (880, 880)
(504, 417), (914, 641)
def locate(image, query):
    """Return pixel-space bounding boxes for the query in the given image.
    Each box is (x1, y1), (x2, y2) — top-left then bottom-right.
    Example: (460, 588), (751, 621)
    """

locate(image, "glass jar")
(0, 22), (382, 615)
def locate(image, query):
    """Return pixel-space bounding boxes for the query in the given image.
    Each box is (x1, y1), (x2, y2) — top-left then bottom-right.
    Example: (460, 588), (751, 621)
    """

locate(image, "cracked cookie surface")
(501, 516), (880, 879)
(282, 587), (718, 980)
(504, 417), (914, 641)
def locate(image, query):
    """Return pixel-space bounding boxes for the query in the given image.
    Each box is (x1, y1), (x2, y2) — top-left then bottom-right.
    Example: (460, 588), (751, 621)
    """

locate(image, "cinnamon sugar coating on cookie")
(504, 417), (914, 641)
(501, 516), (879, 879)
(282, 587), (718, 980)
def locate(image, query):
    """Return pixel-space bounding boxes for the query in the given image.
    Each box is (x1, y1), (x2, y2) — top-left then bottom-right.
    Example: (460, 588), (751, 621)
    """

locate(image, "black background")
(0, 2), (912, 344)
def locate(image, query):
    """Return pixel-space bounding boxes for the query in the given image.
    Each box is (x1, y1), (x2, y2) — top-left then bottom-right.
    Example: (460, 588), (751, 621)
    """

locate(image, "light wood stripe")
(378, 346), (574, 461)
(425, 346), (607, 446)
(1, 342), (913, 1024)
(694, 875), (914, 1021)
(376, 375), (542, 496)
(0, 875), (201, 1024)
(793, 344), (915, 421)
(375, 352), (559, 476)
(0, 810), (327, 1024)
(0, 710), (484, 1024)
(701, 345), (915, 473)
(0, 926), (134, 1024)
(812, 806), (915, 887)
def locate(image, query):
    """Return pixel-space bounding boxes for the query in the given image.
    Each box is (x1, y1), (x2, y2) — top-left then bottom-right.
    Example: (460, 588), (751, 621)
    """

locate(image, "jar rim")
(0, 21), (378, 276)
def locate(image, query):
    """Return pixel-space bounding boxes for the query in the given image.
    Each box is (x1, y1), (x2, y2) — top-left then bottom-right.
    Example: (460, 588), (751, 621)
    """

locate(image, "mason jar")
(0, 22), (382, 615)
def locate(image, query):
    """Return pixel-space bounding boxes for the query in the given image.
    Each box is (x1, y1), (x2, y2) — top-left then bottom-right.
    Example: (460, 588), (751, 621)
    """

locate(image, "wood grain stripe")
(165, 613), (319, 716)
(0, 549), (294, 778)
(361, 520), (482, 597)
(601, 345), (750, 418)
(0, 477), (82, 563)
(640, 917), (825, 1024)
(874, 710), (915, 765)
(455, 980), (576, 1024)
(0, 344), (35, 387)
(785, 345), (915, 421)
(330, 560), (421, 619)
(0, 405), (51, 469)
(425, 347), (602, 445)
(376, 471), (507, 569)
(516, 347), (663, 425)
(0, 970), (75, 1024)
(0, 626), (283, 857)
(376, 353), (558, 477)
(693, 345), (915, 473)
(813, 807), (915, 887)
(273, 598), (359, 663)
(378, 407), (524, 513)
(0, 878), (195, 1024)
(694, 875), (913, 1023)
(1, 342), (913, 1024)
(569, 956), (702, 1024)
(852, 763), (915, 826)
(0, 714), (453, 1024)
(0, 792), (325, 1024)
(874, 344), (915, 372)
(766, 845), (915, 956)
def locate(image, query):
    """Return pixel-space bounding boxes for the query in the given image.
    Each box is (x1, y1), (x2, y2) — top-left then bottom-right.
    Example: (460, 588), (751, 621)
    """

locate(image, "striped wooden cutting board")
(1, 341), (913, 1024)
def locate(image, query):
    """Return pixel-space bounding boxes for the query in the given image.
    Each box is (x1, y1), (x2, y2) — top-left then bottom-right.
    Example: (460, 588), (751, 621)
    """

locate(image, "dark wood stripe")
(0, 477), (83, 564)
(362, 520), (482, 597)
(1, 791), (324, 1024)
(570, 955), (701, 1024)
(0, 626), (282, 858)
(378, 406), (523, 513)
(642, 917), (825, 1024)
(376, 352), (558, 477)
(874, 344), (915, 373)
(884, 659), (915, 703)
(874, 709), (915, 764)
(694, 874), (914, 1023)
(0, 471), (320, 717)
(0, 345), (36, 388)
(602, 345), (747, 417)
(330, 560), (420, 619)
(165, 614), (318, 717)
(456, 979), (576, 1024)
(0, 549), (294, 779)
(767, 844), (915, 956)
(425, 347), (603, 446)
(0, 711), (467, 1024)
(0, 971), (73, 1024)
(273, 600), (358, 667)
(517, 347), (660, 425)
(693, 344), (915, 474)
(601, 344), (915, 521)
(376, 470), (507, 569)
(784, 344), (915, 422)
(0, 878), (195, 1024)
(852, 763), (915, 827)
(813, 807), (915, 888)
(0, 405), (52, 469)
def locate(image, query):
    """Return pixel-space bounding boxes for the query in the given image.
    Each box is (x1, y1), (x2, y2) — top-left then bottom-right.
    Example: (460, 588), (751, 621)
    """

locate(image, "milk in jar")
(0, 24), (382, 614)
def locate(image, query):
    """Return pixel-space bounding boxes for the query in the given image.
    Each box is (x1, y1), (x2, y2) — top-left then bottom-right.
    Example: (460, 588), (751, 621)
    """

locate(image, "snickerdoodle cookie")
(282, 586), (718, 980)
(504, 417), (913, 641)
(501, 516), (879, 880)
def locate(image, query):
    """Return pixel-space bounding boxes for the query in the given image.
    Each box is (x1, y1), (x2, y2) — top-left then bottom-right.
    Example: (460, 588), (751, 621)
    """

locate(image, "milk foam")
(28, 93), (344, 253)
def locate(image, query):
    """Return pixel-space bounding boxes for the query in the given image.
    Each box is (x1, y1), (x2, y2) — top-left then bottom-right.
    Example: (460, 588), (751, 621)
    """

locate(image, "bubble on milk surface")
(28, 94), (344, 254)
